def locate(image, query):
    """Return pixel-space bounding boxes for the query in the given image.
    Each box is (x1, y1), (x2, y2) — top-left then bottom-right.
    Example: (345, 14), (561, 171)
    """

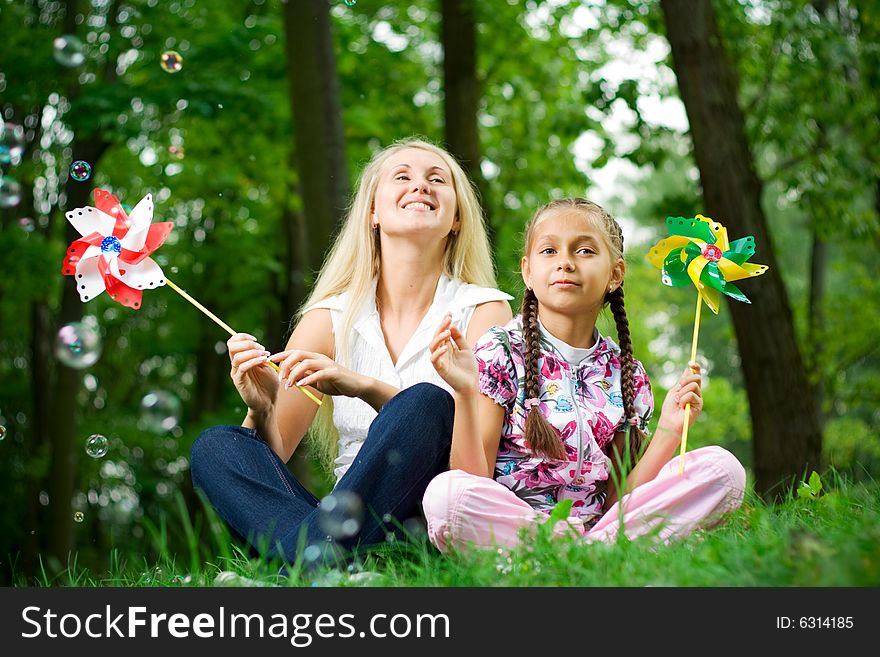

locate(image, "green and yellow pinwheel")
(646, 214), (768, 314)
(646, 213), (768, 473)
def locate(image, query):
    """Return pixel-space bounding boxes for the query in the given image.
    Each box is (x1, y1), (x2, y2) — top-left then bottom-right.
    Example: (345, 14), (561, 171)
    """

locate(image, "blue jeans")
(190, 382), (453, 561)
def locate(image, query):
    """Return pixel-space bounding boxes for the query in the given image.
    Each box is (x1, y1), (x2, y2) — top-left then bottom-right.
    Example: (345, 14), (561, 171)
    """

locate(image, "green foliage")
(547, 498), (573, 525)
(797, 470), (823, 500)
(824, 415), (880, 480)
(11, 478), (879, 587)
(1, 0), (878, 582)
(596, 0), (880, 475)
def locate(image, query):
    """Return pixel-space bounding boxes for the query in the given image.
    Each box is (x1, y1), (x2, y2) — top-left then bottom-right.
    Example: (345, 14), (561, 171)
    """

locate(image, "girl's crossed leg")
(423, 445), (746, 553)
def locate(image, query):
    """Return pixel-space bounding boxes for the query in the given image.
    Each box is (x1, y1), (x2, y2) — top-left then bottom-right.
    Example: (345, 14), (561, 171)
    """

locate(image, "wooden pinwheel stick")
(164, 278), (322, 406)
(678, 290), (703, 474)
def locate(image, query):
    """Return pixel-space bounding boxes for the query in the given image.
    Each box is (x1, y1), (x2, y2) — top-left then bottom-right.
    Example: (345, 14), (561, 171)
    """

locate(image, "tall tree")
(1, 0), (130, 575)
(660, 0), (823, 498)
(440, 0), (491, 236)
(46, 0), (113, 568)
(282, 0), (350, 277)
(282, 0), (350, 489)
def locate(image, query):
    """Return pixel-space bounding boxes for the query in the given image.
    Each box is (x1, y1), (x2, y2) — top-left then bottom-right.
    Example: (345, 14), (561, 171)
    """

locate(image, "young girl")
(423, 197), (745, 551)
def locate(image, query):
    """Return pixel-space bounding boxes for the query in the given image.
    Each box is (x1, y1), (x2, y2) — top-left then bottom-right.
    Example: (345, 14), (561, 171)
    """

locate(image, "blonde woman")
(190, 138), (512, 561)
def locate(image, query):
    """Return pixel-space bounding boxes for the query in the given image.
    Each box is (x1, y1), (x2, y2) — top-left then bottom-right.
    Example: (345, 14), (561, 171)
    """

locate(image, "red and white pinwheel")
(59, 187), (321, 406)
(61, 188), (173, 309)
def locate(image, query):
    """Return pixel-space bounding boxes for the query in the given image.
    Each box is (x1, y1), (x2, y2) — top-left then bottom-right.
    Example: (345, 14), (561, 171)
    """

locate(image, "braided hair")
(520, 198), (644, 467)
(521, 286), (567, 460)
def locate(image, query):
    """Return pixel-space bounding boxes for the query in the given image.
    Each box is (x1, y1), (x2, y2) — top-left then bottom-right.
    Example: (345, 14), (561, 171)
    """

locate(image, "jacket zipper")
(569, 366), (584, 483)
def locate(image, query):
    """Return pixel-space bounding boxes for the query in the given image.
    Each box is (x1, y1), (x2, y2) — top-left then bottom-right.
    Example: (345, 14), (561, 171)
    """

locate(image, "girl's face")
(521, 208), (624, 317)
(372, 147), (459, 241)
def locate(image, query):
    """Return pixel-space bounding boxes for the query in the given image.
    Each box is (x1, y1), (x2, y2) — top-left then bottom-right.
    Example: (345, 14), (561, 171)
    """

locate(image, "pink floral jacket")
(474, 316), (653, 523)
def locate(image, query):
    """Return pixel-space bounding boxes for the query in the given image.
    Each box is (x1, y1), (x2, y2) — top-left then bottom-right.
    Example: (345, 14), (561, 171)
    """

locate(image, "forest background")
(0, 0), (877, 583)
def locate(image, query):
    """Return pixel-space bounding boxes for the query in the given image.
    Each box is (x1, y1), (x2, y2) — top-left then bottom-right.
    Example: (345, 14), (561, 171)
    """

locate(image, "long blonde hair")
(298, 137), (498, 473)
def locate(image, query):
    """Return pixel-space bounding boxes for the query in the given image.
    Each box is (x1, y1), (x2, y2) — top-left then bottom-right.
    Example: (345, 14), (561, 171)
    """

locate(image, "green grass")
(11, 474), (880, 587)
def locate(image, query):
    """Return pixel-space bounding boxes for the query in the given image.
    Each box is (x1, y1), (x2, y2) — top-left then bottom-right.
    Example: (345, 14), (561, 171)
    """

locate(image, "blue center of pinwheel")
(101, 236), (122, 255)
(701, 244), (722, 262)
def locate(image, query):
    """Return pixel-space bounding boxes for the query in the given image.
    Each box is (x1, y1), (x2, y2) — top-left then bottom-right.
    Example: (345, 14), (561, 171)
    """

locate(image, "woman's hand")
(430, 312), (478, 396)
(657, 361), (703, 436)
(271, 349), (366, 398)
(227, 333), (280, 416)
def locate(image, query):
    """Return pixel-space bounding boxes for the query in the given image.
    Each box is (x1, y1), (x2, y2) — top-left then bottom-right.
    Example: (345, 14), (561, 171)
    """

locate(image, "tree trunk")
(274, 152), (319, 496)
(283, 205), (309, 337)
(18, 147), (48, 577)
(876, 178), (880, 226)
(281, 0), (349, 275)
(193, 333), (223, 420)
(23, 301), (51, 577)
(660, 0), (823, 499)
(192, 226), (225, 422)
(46, 137), (109, 568)
(42, 0), (122, 572)
(807, 214), (827, 428)
(440, 0), (493, 241)
(281, 0), (349, 491)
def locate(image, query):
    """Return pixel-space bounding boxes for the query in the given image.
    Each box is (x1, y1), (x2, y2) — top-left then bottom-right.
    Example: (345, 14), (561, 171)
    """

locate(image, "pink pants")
(423, 446), (746, 552)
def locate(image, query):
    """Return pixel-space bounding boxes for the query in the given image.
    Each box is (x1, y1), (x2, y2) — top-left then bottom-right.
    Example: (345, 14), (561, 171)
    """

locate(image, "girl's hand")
(430, 312), (478, 395)
(657, 361), (703, 435)
(270, 349), (365, 398)
(227, 333), (279, 416)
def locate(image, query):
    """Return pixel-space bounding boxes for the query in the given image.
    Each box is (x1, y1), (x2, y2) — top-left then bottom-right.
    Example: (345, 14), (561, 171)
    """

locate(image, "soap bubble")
(70, 160), (92, 181)
(302, 544), (323, 564)
(301, 541), (346, 571)
(0, 122), (25, 165)
(53, 35), (86, 67)
(74, 511), (84, 523)
(168, 145), (185, 159)
(344, 0), (357, 6)
(139, 391), (182, 434)
(0, 425), (6, 441)
(160, 50), (183, 73)
(19, 217), (35, 232)
(403, 517), (427, 540)
(0, 176), (22, 208)
(54, 322), (102, 369)
(85, 433), (109, 458)
(318, 491), (364, 540)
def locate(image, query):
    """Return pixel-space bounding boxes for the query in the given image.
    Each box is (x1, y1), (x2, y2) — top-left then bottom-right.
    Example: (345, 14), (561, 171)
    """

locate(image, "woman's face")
(372, 147), (460, 241)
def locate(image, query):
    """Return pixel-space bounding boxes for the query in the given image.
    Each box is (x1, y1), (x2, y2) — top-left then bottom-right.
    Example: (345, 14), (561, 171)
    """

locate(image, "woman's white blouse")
(306, 275), (512, 482)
